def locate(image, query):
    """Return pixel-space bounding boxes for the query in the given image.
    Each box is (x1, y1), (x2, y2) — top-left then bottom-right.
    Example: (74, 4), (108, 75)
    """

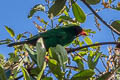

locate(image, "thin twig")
(95, 67), (102, 74)
(51, 19), (54, 28)
(76, 53), (87, 62)
(68, 42), (120, 53)
(111, 30), (116, 42)
(100, 57), (107, 69)
(87, 8), (105, 16)
(66, 65), (79, 70)
(81, 0), (120, 35)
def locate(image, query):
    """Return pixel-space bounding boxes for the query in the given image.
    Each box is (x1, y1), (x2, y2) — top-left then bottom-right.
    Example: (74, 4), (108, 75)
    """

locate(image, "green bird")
(8, 25), (86, 49)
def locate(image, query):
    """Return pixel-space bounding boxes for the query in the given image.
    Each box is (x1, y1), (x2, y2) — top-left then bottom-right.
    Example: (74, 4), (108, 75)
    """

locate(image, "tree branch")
(81, 0), (120, 35)
(66, 65), (79, 70)
(68, 42), (120, 53)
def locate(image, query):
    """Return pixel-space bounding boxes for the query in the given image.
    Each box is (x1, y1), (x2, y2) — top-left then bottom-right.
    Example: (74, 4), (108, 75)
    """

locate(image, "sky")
(0, 0), (120, 78)
(0, 0), (42, 56)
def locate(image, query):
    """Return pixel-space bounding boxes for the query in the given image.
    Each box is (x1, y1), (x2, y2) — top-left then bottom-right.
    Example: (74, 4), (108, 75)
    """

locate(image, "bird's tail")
(8, 41), (28, 47)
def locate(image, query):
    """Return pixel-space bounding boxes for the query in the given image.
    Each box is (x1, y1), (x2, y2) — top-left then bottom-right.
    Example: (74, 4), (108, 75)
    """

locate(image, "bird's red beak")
(80, 30), (87, 36)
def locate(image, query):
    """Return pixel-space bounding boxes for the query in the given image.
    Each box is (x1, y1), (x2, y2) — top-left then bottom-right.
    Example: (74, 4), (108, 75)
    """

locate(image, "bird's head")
(73, 26), (87, 36)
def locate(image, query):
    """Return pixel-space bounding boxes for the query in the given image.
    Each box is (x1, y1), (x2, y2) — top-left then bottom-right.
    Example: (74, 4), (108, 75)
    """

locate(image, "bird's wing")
(26, 29), (66, 41)
(26, 33), (42, 41)
(41, 29), (66, 39)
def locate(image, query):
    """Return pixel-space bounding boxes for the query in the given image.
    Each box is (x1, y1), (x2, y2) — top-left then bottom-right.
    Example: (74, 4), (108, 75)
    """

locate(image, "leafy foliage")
(48, 0), (66, 19)
(0, 0), (120, 80)
(21, 66), (31, 80)
(0, 65), (7, 80)
(5, 26), (15, 38)
(28, 4), (45, 19)
(72, 1), (86, 23)
(71, 69), (94, 80)
(111, 20), (120, 33)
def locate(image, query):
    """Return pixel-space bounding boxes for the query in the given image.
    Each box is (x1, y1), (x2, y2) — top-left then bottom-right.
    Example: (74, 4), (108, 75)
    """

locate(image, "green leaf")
(48, 59), (63, 79)
(56, 45), (68, 65)
(49, 45), (68, 70)
(28, 4), (45, 19)
(16, 34), (23, 40)
(64, 9), (69, 16)
(93, 52), (101, 66)
(49, 47), (63, 69)
(8, 53), (19, 63)
(86, 0), (100, 5)
(71, 69), (94, 80)
(118, 37), (120, 42)
(11, 70), (18, 79)
(24, 44), (37, 63)
(0, 39), (12, 45)
(40, 19), (48, 25)
(30, 67), (41, 76)
(0, 54), (4, 59)
(72, 1), (86, 23)
(89, 50), (95, 58)
(88, 51), (101, 69)
(5, 26), (15, 37)
(111, 20), (120, 34)
(112, 7), (120, 11)
(48, 0), (66, 19)
(84, 37), (92, 45)
(0, 65), (7, 80)
(37, 62), (46, 80)
(58, 15), (72, 22)
(112, 2), (120, 11)
(21, 66), (31, 80)
(78, 51), (87, 56)
(88, 55), (94, 69)
(88, 51), (95, 69)
(49, 47), (58, 60)
(36, 38), (46, 69)
(73, 56), (84, 71)
(85, 29), (96, 34)
(108, 0), (112, 4)
(42, 77), (53, 80)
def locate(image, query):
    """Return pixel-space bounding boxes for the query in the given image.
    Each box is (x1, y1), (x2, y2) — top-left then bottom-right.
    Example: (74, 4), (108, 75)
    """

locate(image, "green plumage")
(8, 25), (83, 49)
